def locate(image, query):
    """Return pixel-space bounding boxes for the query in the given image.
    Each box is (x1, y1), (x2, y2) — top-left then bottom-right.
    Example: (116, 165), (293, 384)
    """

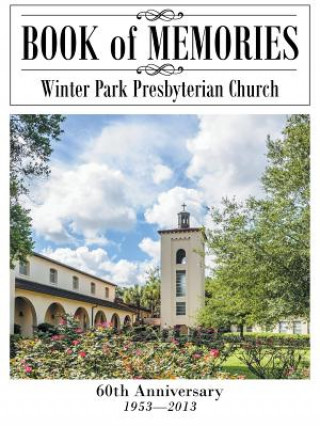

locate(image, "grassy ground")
(221, 349), (310, 379)
(221, 353), (258, 379)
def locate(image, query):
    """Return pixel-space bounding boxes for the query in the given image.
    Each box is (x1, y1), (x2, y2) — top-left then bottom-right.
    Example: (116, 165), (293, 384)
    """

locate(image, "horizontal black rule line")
(187, 69), (297, 71)
(21, 14), (297, 17)
(12, 104), (309, 107)
(12, 3), (309, 6)
(22, 14), (138, 16)
(181, 14), (297, 16)
(21, 69), (137, 71)
(21, 69), (298, 72)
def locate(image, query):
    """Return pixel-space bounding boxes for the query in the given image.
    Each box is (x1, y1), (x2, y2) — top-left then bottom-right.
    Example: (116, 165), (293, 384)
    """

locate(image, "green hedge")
(222, 332), (310, 348)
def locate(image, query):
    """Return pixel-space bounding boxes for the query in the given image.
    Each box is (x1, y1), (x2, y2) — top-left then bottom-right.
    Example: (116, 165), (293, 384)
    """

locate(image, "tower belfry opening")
(178, 203), (190, 229)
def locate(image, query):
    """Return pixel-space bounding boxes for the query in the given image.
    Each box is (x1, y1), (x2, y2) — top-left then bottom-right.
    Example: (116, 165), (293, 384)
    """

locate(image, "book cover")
(1, 1), (319, 426)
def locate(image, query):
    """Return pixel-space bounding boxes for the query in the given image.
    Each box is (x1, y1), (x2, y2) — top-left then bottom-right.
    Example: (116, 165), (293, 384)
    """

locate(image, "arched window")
(124, 315), (132, 327)
(111, 313), (120, 330)
(14, 297), (37, 337)
(176, 249), (186, 264)
(45, 302), (66, 326)
(74, 307), (89, 329)
(94, 311), (107, 328)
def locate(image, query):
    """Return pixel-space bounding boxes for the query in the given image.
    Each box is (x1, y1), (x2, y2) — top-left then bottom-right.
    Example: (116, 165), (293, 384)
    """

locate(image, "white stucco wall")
(14, 254), (116, 301)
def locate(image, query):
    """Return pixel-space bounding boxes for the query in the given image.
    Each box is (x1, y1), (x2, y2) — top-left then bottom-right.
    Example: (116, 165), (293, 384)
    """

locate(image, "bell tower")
(178, 203), (190, 229)
(159, 205), (205, 329)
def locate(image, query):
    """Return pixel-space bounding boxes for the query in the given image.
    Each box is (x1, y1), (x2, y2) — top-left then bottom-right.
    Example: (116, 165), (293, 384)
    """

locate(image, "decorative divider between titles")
(136, 64), (184, 76)
(136, 9), (184, 21)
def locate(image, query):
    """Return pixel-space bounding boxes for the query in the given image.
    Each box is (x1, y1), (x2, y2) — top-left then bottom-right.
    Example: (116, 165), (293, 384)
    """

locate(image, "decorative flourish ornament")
(136, 9), (184, 22)
(137, 64), (184, 76)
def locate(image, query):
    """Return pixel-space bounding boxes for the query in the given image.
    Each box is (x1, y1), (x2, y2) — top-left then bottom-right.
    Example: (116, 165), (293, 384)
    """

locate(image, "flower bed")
(10, 320), (236, 379)
(10, 318), (309, 380)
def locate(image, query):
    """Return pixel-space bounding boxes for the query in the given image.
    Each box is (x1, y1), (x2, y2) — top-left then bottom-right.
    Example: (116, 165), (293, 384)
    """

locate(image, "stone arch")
(111, 313), (121, 330)
(176, 249), (187, 264)
(74, 307), (90, 330)
(123, 315), (132, 327)
(14, 297), (37, 337)
(94, 310), (107, 328)
(44, 302), (66, 327)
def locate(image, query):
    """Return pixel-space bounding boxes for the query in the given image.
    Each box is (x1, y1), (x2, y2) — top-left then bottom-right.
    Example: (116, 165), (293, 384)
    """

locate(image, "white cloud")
(186, 115), (285, 203)
(152, 164), (173, 184)
(144, 186), (205, 229)
(100, 258), (141, 286)
(29, 118), (188, 242)
(81, 120), (187, 207)
(139, 237), (160, 262)
(31, 163), (135, 243)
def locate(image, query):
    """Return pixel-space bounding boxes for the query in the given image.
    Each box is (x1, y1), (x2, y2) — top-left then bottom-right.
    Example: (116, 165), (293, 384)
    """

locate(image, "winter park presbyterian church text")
(10, 206), (308, 336)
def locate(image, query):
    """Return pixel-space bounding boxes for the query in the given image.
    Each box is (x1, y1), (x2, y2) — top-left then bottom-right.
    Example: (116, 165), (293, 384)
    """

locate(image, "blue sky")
(27, 114), (286, 286)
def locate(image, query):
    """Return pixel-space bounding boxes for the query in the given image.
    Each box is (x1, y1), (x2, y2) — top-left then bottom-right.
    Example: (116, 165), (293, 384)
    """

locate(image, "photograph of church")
(10, 114), (310, 380)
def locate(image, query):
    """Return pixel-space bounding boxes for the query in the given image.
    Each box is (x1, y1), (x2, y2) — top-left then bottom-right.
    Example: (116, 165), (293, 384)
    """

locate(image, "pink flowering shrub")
(10, 315), (309, 380)
(10, 316), (234, 379)
(236, 343), (309, 379)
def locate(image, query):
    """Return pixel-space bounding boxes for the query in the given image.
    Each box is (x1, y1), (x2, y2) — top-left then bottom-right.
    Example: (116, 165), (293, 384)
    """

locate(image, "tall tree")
(199, 199), (271, 332)
(115, 286), (125, 299)
(141, 268), (161, 317)
(199, 115), (310, 329)
(123, 284), (144, 319)
(123, 269), (161, 318)
(10, 115), (65, 267)
(257, 114), (310, 318)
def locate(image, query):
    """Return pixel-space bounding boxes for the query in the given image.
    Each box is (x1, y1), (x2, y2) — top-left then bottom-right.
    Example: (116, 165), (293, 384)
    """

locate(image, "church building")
(10, 253), (138, 337)
(10, 205), (308, 336)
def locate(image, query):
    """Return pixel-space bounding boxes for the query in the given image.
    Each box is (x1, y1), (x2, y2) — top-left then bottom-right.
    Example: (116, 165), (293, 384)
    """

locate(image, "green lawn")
(221, 353), (258, 379)
(221, 349), (310, 379)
